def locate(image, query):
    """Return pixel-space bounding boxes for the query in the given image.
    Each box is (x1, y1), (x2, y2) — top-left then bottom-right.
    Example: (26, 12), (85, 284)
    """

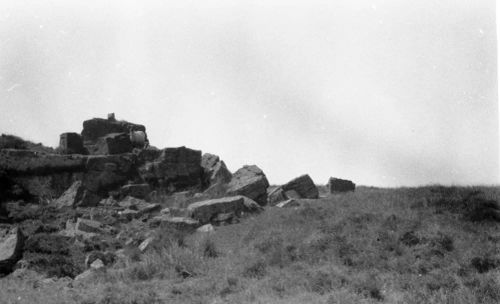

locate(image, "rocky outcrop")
(282, 174), (319, 199)
(226, 165), (269, 205)
(0, 149), (87, 175)
(0, 227), (25, 274)
(328, 177), (355, 192)
(138, 146), (202, 190)
(81, 117), (146, 146)
(267, 187), (287, 205)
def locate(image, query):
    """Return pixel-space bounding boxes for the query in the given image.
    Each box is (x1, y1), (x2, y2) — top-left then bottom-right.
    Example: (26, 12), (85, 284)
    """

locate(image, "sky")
(0, 0), (498, 187)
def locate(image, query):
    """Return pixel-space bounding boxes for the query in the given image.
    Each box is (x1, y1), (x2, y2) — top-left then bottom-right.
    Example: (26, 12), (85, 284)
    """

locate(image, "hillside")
(1, 185), (499, 304)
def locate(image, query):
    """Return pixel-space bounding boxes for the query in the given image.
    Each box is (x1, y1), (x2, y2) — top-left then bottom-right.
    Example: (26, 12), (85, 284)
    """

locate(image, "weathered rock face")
(0, 149), (87, 175)
(81, 117), (146, 146)
(267, 187), (288, 205)
(83, 154), (138, 197)
(201, 153), (232, 189)
(187, 196), (247, 224)
(0, 227), (25, 274)
(226, 165), (269, 205)
(92, 133), (133, 155)
(52, 181), (84, 208)
(138, 146), (202, 190)
(282, 174), (319, 199)
(328, 177), (355, 192)
(59, 133), (86, 155)
(276, 199), (300, 208)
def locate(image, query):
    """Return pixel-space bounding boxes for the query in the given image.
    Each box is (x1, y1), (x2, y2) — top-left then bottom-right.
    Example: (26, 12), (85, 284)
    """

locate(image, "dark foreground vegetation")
(1, 185), (499, 304)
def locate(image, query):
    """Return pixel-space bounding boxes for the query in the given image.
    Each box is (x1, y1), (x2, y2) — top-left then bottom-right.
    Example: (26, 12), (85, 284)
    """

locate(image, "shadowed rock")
(201, 153), (232, 189)
(226, 165), (269, 205)
(282, 174), (319, 199)
(93, 133), (133, 155)
(59, 133), (86, 155)
(81, 117), (146, 146)
(187, 196), (246, 224)
(0, 227), (25, 275)
(328, 177), (355, 192)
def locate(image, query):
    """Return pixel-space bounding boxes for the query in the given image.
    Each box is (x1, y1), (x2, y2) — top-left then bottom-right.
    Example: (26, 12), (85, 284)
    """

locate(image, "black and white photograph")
(0, 0), (498, 303)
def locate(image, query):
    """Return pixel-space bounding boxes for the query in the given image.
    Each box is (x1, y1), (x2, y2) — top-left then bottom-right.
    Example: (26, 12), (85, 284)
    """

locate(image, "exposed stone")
(282, 174), (319, 199)
(276, 199), (300, 208)
(75, 218), (104, 234)
(59, 133), (86, 155)
(85, 251), (115, 268)
(139, 236), (154, 252)
(117, 209), (140, 221)
(187, 196), (247, 224)
(201, 153), (232, 189)
(238, 195), (263, 212)
(90, 259), (104, 270)
(328, 177), (355, 192)
(52, 181), (85, 208)
(284, 190), (301, 200)
(82, 154), (137, 196)
(267, 187), (288, 205)
(226, 165), (269, 205)
(0, 149), (87, 175)
(196, 224), (215, 233)
(138, 146), (202, 190)
(0, 227), (25, 274)
(120, 183), (151, 200)
(93, 133), (133, 155)
(149, 215), (200, 230)
(81, 117), (146, 146)
(118, 196), (160, 216)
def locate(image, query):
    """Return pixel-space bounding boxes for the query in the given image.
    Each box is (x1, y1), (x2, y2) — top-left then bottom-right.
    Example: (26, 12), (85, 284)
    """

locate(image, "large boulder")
(328, 177), (355, 192)
(267, 187), (288, 205)
(282, 174), (319, 199)
(226, 165), (269, 205)
(201, 153), (232, 188)
(59, 133), (86, 155)
(0, 227), (25, 274)
(0, 149), (87, 175)
(92, 133), (133, 155)
(138, 146), (202, 190)
(187, 196), (247, 224)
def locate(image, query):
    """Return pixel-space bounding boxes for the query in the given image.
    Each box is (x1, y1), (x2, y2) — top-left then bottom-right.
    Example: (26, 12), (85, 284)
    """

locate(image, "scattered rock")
(196, 224), (215, 233)
(226, 165), (269, 205)
(52, 181), (85, 208)
(282, 174), (319, 199)
(187, 196), (247, 224)
(276, 199), (300, 208)
(139, 236), (155, 252)
(328, 177), (355, 192)
(90, 259), (104, 270)
(118, 196), (160, 217)
(75, 218), (104, 234)
(149, 215), (200, 230)
(0, 227), (25, 274)
(120, 183), (151, 200)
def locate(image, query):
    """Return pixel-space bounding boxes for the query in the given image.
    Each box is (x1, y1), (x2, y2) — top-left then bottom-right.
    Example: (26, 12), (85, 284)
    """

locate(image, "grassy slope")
(1, 186), (499, 304)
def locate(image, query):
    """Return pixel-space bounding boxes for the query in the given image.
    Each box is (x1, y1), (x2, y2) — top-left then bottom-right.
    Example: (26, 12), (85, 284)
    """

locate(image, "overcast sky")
(0, 0), (497, 186)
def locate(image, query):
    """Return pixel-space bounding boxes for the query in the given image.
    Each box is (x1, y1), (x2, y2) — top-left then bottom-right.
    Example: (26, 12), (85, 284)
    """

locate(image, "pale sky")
(0, 0), (498, 187)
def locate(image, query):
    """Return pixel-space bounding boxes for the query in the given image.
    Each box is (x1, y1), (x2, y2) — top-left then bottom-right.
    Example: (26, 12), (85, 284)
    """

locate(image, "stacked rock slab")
(328, 177), (355, 192)
(282, 174), (319, 199)
(138, 146), (202, 191)
(226, 165), (269, 205)
(81, 117), (147, 155)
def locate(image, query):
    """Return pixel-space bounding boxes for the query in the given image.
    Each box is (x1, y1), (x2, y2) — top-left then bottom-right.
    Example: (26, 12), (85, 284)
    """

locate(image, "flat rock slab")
(0, 227), (25, 274)
(150, 215), (200, 230)
(187, 196), (247, 224)
(120, 184), (151, 200)
(75, 218), (104, 234)
(276, 199), (301, 208)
